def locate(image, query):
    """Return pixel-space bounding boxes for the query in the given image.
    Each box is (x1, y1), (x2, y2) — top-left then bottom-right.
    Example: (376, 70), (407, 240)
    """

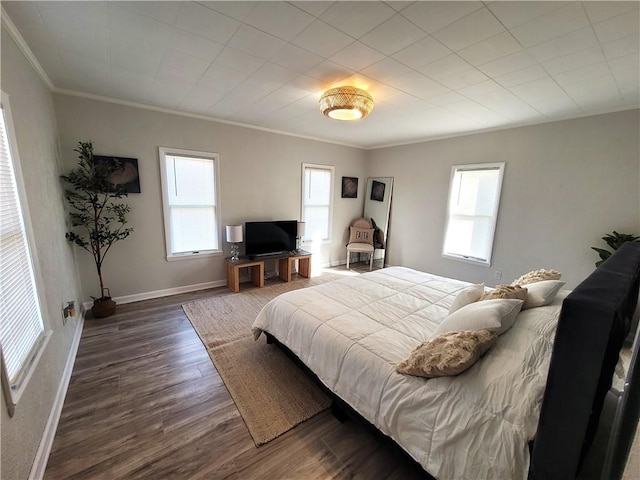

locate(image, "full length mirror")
(364, 177), (393, 266)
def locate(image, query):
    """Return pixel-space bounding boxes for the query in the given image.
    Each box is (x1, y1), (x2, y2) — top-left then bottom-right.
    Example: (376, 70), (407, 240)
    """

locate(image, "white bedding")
(251, 267), (565, 480)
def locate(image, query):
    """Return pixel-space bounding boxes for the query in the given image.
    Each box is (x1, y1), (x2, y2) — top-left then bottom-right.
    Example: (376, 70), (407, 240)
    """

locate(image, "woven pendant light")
(319, 86), (374, 121)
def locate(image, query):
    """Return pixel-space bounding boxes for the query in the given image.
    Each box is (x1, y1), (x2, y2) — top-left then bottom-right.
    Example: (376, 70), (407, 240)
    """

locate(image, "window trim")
(0, 92), (52, 417)
(300, 163), (335, 244)
(158, 147), (223, 261)
(441, 162), (505, 267)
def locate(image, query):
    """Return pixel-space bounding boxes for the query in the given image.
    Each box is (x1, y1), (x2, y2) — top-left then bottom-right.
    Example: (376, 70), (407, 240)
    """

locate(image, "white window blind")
(442, 163), (505, 265)
(302, 164), (334, 242)
(159, 148), (221, 259)
(0, 103), (45, 403)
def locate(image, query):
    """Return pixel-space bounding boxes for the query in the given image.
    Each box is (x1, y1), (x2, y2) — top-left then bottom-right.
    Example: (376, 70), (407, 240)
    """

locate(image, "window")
(159, 148), (222, 260)
(301, 163), (334, 242)
(0, 94), (47, 416)
(442, 162), (505, 266)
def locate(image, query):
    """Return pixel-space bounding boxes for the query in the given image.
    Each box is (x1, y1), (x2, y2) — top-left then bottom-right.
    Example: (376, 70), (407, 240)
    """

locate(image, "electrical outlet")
(494, 270), (502, 280)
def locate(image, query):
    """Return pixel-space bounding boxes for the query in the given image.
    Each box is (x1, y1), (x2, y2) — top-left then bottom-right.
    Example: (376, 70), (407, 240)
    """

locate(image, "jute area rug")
(182, 274), (341, 446)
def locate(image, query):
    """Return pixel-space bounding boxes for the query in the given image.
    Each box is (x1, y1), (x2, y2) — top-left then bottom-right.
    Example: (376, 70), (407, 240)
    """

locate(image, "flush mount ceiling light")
(319, 86), (374, 121)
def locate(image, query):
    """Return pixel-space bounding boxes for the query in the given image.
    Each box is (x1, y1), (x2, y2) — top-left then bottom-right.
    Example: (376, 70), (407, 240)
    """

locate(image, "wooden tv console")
(225, 250), (312, 293)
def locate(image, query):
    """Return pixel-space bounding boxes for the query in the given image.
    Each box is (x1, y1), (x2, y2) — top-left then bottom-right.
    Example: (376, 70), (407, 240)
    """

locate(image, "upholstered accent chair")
(346, 217), (375, 270)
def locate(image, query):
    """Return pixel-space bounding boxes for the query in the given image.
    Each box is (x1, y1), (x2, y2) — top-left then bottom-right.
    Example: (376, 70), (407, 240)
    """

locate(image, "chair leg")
(346, 251), (350, 269)
(369, 252), (373, 271)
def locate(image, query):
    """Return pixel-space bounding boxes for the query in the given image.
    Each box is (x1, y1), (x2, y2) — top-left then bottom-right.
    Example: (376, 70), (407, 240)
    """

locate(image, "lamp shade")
(226, 225), (243, 243)
(319, 86), (374, 121)
(297, 221), (306, 237)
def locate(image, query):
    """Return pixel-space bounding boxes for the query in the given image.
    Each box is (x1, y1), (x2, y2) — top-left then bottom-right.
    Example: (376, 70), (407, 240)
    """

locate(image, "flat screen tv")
(245, 220), (297, 257)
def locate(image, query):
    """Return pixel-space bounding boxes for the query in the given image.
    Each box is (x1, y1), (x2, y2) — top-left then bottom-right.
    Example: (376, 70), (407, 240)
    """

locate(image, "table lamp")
(296, 221), (306, 251)
(226, 225), (243, 261)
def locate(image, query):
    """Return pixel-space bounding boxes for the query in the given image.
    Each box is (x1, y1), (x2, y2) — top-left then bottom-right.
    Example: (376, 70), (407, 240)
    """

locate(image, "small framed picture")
(341, 176), (358, 198)
(371, 180), (385, 202)
(94, 156), (141, 193)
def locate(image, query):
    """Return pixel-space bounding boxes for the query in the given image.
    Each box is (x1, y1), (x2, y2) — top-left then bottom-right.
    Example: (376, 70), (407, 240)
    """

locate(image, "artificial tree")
(61, 140), (133, 318)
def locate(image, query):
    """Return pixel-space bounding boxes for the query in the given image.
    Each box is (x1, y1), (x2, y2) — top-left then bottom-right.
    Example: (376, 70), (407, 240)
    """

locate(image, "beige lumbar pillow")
(522, 280), (565, 309)
(511, 268), (561, 286)
(396, 330), (497, 378)
(480, 284), (528, 302)
(435, 298), (524, 336)
(449, 283), (485, 314)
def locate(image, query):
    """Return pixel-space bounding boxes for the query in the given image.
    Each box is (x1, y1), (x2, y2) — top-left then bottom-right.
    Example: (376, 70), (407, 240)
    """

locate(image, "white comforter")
(252, 267), (564, 480)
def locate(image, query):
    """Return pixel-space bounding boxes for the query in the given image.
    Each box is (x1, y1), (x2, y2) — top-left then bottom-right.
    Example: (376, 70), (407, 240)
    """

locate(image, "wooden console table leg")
(227, 262), (240, 293)
(251, 262), (265, 288)
(298, 257), (311, 278)
(279, 258), (292, 283)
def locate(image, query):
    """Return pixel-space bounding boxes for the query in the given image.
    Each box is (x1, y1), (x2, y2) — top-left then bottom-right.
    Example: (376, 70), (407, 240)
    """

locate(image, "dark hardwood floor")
(45, 261), (430, 479)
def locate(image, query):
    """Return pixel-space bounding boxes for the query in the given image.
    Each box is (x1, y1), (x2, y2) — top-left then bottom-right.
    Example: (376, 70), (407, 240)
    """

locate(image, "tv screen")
(245, 220), (297, 256)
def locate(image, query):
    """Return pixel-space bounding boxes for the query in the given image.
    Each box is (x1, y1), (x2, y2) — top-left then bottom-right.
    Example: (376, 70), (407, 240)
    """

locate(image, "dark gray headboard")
(529, 242), (640, 479)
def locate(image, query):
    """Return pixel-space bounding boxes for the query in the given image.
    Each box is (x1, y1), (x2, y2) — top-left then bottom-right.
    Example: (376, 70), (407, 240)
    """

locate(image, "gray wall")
(368, 109), (640, 289)
(53, 94), (368, 302)
(1, 28), (82, 480)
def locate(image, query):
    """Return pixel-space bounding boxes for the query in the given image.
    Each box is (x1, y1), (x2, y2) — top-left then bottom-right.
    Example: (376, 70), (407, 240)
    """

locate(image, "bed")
(251, 243), (640, 480)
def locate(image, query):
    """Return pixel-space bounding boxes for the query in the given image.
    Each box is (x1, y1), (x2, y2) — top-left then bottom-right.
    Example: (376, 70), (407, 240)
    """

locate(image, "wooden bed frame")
(266, 242), (640, 479)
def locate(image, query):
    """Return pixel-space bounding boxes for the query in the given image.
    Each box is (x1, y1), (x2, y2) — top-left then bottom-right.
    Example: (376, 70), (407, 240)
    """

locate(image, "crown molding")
(1, 8), (54, 91)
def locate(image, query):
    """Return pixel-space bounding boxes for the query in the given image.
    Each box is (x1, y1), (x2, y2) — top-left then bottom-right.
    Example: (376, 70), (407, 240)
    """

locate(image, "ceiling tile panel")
(320, 2), (395, 38)
(432, 7), (505, 52)
(584, 1), (639, 23)
(360, 58), (413, 82)
(383, 71), (451, 100)
(391, 36), (451, 69)
(168, 29), (224, 62)
(36, 1), (108, 27)
(270, 44), (324, 73)
(509, 3), (591, 48)
(458, 31), (522, 66)
(329, 41), (386, 71)
(175, 2), (241, 44)
(213, 47), (265, 74)
(227, 25), (286, 60)
(527, 27), (599, 63)
(111, 1), (182, 25)
(243, 2), (316, 41)
(593, 12), (640, 44)
(609, 53), (640, 102)
(562, 74), (624, 110)
(108, 4), (174, 52)
(458, 79), (503, 98)
(196, 2), (257, 22)
(360, 14), (426, 55)
(419, 54), (473, 80)
(542, 47), (606, 76)
(552, 62), (613, 89)
(510, 77), (581, 116)
(400, 1), (483, 34)
(288, 1), (335, 18)
(108, 35), (165, 77)
(305, 60), (354, 83)
(477, 50), (539, 77)
(156, 50), (211, 85)
(495, 65), (549, 88)
(200, 64), (251, 94)
(437, 68), (489, 90)
(602, 33), (640, 60)
(291, 20), (354, 58)
(472, 88), (544, 121)
(487, 1), (570, 28)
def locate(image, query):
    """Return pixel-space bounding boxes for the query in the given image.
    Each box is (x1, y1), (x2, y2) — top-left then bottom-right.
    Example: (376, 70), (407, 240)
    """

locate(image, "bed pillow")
(480, 284), (528, 302)
(348, 226), (375, 245)
(449, 283), (485, 314)
(523, 280), (566, 309)
(435, 298), (524, 336)
(511, 268), (561, 286)
(396, 329), (497, 378)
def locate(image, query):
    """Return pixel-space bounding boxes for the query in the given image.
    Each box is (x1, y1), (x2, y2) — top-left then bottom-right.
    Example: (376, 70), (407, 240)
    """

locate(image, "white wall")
(1, 27), (83, 480)
(53, 94), (368, 302)
(368, 110), (640, 289)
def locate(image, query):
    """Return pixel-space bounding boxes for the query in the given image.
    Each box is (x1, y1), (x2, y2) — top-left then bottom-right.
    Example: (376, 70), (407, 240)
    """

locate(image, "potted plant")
(61, 140), (133, 318)
(591, 231), (640, 267)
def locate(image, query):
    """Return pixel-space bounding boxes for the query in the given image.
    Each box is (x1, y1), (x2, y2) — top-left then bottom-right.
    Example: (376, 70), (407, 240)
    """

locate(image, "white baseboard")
(82, 279), (228, 310)
(28, 313), (84, 480)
